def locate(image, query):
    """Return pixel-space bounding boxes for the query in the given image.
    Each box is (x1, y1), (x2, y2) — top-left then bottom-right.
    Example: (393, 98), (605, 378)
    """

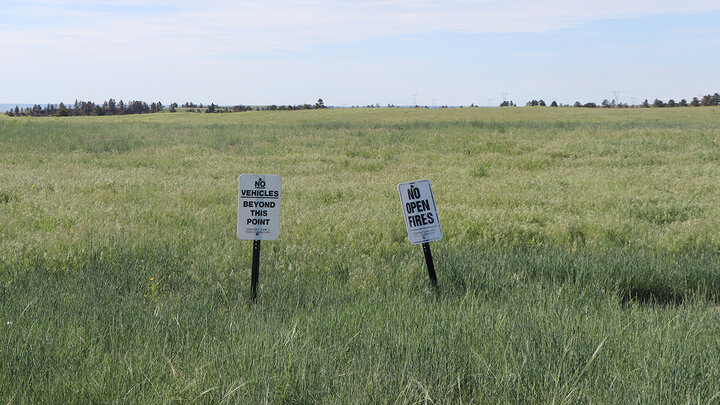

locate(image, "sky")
(2, 0), (719, 106)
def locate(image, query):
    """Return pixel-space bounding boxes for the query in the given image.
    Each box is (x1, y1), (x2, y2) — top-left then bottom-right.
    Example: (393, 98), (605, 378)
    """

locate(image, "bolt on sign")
(397, 179), (443, 244)
(237, 174), (281, 240)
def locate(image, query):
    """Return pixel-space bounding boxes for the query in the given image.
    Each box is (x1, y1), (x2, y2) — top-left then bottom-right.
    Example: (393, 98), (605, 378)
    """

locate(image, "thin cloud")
(2, 0), (719, 104)
(4, 0), (720, 55)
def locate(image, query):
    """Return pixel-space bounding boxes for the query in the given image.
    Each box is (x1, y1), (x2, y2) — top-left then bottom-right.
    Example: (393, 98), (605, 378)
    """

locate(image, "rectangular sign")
(397, 179), (443, 244)
(237, 174), (281, 240)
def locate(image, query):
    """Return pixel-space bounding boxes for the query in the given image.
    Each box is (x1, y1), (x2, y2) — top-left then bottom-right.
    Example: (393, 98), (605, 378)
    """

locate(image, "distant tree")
(583, 102), (597, 108)
(539, 100), (546, 106)
(601, 99), (611, 108)
(690, 97), (701, 107)
(315, 98), (326, 109)
(653, 99), (665, 108)
(679, 99), (688, 107)
(126, 100), (149, 114)
(205, 103), (216, 113)
(84, 101), (95, 115)
(667, 99), (677, 107)
(550, 100), (558, 107)
(642, 99), (650, 108)
(56, 103), (69, 116)
(107, 99), (116, 115)
(573, 101), (582, 107)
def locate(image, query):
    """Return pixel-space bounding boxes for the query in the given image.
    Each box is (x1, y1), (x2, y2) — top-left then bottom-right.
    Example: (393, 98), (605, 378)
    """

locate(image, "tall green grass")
(2, 107), (720, 402)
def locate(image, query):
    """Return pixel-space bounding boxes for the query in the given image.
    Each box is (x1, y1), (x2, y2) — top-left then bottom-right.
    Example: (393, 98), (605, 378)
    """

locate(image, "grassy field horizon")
(2, 107), (720, 402)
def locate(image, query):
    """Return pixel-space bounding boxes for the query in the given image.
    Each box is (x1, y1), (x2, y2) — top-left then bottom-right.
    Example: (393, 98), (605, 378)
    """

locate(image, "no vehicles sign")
(398, 179), (443, 244)
(237, 174), (281, 240)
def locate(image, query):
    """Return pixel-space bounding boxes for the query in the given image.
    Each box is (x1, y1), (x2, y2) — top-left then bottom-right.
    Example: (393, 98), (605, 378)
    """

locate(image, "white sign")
(237, 174), (281, 240)
(397, 179), (443, 244)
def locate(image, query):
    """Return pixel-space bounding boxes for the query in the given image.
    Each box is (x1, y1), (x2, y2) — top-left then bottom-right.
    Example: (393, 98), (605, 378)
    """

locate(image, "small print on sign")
(237, 174), (281, 240)
(397, 179), (443, 244)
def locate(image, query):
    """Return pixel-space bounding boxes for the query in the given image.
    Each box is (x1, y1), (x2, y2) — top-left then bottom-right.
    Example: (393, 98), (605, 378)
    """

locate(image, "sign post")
(251, 239), (261, 301)
(422, 242), (437, 286)
(237, 174), (281, 302)
(398, 179), (443, 287)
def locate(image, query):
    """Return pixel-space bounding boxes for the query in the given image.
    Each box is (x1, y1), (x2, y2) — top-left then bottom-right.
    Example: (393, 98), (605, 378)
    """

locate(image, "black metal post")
(251, 239), (261, 302)
(422, 242), (437, 287)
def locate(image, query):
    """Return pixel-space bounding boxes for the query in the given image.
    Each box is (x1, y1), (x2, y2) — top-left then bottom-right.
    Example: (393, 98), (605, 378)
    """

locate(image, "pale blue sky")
(2, 1), (719, 106)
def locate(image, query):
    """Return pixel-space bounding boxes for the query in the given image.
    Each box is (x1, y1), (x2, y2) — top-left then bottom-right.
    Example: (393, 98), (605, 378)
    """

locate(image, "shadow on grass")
(434, 245), (720, 307)
(620, 286), (685, 307)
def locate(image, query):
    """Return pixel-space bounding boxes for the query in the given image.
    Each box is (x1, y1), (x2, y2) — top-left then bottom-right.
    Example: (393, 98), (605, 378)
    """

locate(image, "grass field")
(2, 107), (720, 403)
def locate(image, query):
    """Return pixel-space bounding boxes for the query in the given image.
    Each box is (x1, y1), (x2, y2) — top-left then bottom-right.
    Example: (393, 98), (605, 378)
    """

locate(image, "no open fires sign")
(397, 179), (443, 244)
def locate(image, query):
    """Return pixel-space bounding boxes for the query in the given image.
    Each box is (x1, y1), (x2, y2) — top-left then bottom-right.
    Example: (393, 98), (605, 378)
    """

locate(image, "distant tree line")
(5, 99), (164, 117)
(512, 92), (720, 108)
(253, 99), (327, 111)
(9, 93), (718, 116)
(6, 98), (328, 116)
(181, 99), (326, 113)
